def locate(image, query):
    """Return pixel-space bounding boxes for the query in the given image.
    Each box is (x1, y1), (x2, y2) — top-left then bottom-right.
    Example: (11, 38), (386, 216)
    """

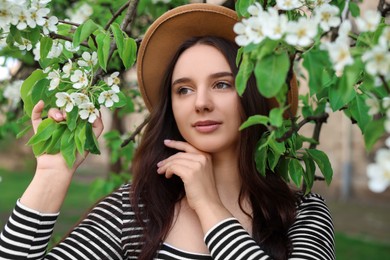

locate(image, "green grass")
(1, 168), (390, 258)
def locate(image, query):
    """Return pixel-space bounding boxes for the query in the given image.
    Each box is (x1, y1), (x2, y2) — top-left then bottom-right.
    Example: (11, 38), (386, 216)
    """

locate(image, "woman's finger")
(47, 108), (66, 122)
(91, 112), (104, 138)
(163, 139), (201, 153)
(31, 100), (45, 133)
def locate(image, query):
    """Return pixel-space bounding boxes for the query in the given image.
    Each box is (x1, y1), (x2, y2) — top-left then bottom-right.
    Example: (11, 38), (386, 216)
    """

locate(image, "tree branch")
(49, 32), (89, 47)
(104, 2), (131, 30)
(121, 116), (150, 147)
(92, 0), (139, 85)
(276, 113), (329, 142)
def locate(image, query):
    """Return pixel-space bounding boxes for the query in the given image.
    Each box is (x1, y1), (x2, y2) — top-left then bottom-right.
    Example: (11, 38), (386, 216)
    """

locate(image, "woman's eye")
(215, 82), (231, 89)
(177, 87), (193, 95)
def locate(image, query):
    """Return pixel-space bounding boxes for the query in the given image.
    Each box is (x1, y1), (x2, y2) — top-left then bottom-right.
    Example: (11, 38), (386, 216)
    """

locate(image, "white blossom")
(367, 148), (390, 193)
(55, 92), (75, 112)
(356, 10), (381, 33)
(379, 27), (390, 47)
(383, 97), (390, 109)
(285, 17), (318, 47)
(47, 69), (61, 90)
(62, 60), (73, 78)
(64, 41), (80, 52)
(31, 0), (51, 9)
(70, 69), (89, 89)
(98, 90), (119, 108)
(0, 2), (13, 31)
(386, 137), (390, 148)
(276, 0), (302, 11)
(11, 7), (31, 30)
(314, 4), (340, 32)
(32, 42), (41, 61)
(79, 102), (99, 123)
(78, 51), (98, 67)
(15, 38), (32, 51)
(3, 80), (23, 109)
(47, 40), (63, 59)
(70, 92), (89, 106)
(309, 0), (331, 7)
(105, 72), (120, 92)
(365, 97), (380, 116)
(42, 16), (58, 35)
(247, 2), (263, 16)
(29, 7), (49, 27)
(234, 19), (257, 46)
(262, 8), (287, 40)
(66, 3), (93, 24)
(362, 44), (390, 77)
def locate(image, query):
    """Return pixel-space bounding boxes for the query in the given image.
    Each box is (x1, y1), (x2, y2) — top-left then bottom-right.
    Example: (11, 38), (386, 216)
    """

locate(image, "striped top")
(0, 184), (335, 259)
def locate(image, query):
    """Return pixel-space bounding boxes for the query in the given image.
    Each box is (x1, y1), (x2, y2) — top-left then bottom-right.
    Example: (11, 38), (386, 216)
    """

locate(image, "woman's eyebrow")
(172, 77), (191, 86)
(209, 72), (234, 79)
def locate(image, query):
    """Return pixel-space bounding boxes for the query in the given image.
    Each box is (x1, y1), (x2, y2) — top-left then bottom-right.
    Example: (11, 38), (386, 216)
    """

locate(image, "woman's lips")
(193, 120), (222, 133)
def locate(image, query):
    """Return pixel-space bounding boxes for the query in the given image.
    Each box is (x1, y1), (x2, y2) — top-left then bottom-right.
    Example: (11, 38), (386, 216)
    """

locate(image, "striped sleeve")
(0, 200), (58, 260)
(288, 193), (335, 260)
(204, 193), (335, 260)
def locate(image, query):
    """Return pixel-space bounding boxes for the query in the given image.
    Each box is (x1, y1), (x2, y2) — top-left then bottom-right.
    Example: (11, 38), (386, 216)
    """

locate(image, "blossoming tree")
(0, 0), (389, 193)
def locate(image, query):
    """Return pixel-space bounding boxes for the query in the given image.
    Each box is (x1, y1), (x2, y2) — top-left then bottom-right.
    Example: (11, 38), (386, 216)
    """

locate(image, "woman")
(0, 4), (335, 260)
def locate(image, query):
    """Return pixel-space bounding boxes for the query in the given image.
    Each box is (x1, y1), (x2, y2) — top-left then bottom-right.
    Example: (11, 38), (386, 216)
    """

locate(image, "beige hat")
(137, 3), (298, 115)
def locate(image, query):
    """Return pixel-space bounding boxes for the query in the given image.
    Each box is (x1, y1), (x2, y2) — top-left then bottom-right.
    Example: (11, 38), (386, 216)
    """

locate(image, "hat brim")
(137, 3), (298, 116)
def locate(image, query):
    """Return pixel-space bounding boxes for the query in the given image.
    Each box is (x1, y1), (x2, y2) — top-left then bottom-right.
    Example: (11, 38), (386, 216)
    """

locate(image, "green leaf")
(269, 107), (284, 127)
(75, 121), (87, 156)
(268, 132), (286, 154)
(239, 115), (268, 130)
(85, 123), (101, 154)
(288, 158), (304, 187)
(113, 91), (127, 108)
(276, 157), (290, 182)
(46, 124), (66, 154)
(111, 23), (124, 54)
(255, 138), (268, 176)
(347, 94), (371, 133)
(306, 149), (333, 185)
(349, 1), (360, 17)
(236, 52), (254, 96)
(31, 78), (50, 105)
(120, 37), (137, 69)
(32, 139), (50, 156)
(267, 149), (280, 171)
(235, 0), (255, 17)
(73, 19), (99, 47)
(302, 49), (332, 95)
(66, 106), (79, 131)
(39, 37), (53, 60)
(302, 155), (316, 194)
(61, 128), (76, 168)
(364, 118), (385, 151)
(16, 125), (32, 139)
(21, 70), (45, 117)
(96, 31), (111, 71)
(254, 52), (290, 98)
(329, 62), (359, 111)
(27, 118), (56, 146)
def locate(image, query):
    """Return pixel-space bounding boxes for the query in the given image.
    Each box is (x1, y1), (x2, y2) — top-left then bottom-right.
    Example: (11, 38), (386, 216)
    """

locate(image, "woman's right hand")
(32, 100), (104, 174)
(19, 100), (104, 213)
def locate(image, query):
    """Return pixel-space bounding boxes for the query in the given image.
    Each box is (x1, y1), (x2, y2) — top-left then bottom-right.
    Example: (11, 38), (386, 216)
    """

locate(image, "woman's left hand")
(157, 139), (233, 232)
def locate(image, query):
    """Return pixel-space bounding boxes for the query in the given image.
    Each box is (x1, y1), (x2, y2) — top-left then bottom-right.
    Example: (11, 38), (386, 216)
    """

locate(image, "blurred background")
(0, 0), (389, 259)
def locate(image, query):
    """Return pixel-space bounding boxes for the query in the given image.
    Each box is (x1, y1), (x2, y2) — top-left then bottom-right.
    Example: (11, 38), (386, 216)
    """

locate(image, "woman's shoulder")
(294, 192), (332, 217)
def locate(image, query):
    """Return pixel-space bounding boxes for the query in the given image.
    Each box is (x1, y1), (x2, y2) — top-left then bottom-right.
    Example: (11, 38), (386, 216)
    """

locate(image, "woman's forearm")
(19, 168), (74, 213)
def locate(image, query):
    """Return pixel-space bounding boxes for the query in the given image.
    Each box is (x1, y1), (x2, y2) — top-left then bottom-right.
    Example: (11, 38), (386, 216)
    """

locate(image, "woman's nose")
(195, 89), (214, 112)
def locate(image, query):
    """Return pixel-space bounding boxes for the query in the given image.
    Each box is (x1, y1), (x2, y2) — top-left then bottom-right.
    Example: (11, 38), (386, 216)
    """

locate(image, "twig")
(49, 32), (90, 47)
(57, 19), (80, 27)
(121, 116), (150, 147)
(378, 0), (390, 16)
(92, 0), (139, 85)
(341, 0), (351, 21)
(380, 75), (390, 93)
(104, 2), (131, 30)
(276, 113), (329, 142)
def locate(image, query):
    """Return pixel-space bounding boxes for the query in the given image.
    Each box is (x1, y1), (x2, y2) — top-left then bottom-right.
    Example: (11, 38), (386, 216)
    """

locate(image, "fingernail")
(55, 113), (62, 120)
(157, 161), (163, 167)
(164, 139), (171, 144)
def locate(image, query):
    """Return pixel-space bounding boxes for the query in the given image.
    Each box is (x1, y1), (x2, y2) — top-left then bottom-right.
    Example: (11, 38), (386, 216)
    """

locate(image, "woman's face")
(171, 44), (242, 154)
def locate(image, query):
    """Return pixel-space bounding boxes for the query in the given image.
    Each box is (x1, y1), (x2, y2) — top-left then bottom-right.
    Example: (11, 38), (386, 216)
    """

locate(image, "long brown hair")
(130, 36), (297, 260)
